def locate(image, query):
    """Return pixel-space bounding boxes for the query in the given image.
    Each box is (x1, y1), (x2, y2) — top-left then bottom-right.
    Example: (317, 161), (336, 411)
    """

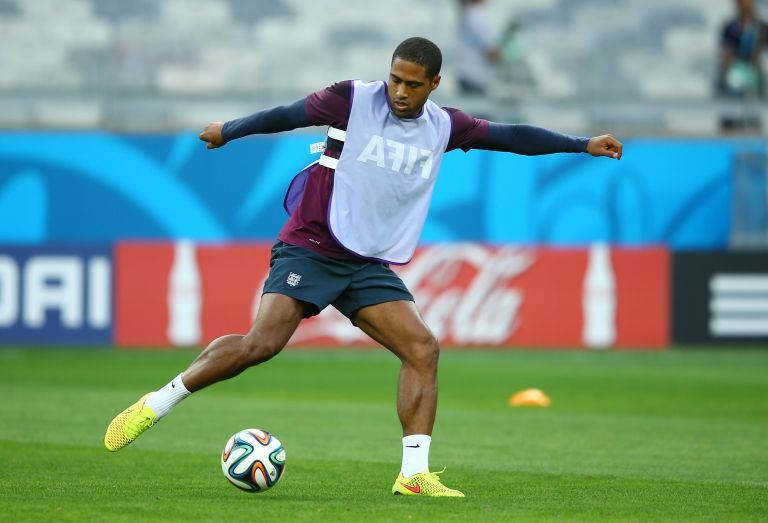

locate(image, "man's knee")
(405, 333), (440, 369)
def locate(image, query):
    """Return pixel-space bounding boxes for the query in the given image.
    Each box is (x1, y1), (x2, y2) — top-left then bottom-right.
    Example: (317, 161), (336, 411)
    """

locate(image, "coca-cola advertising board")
(114, 242), (668, 349)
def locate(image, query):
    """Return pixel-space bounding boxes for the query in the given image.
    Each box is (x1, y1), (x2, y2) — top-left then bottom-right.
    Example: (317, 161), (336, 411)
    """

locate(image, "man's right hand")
(199, 122), (226, 149)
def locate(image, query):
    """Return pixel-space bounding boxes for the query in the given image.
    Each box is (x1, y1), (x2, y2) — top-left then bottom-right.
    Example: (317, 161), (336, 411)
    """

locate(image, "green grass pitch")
(0, 347), (766, 522)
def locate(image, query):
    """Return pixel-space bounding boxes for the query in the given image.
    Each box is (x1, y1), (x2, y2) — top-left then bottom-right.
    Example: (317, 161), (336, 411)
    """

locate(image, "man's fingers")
(601, 137), (623, 160)
(199, 122), (225, 149)
(610, 140), (623, 160)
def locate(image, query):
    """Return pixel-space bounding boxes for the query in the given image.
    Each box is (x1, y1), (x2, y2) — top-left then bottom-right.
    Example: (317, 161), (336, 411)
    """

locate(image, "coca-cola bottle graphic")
(167, 240), (202, 346)
(581, 243), (616, 348)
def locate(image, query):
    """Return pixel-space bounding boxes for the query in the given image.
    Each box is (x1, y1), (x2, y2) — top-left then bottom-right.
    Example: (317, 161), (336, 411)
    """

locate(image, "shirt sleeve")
(220, 80), (353, 143)
(305, 80), (353, 129)
(445, 108), (490, 152)
(479, 122), (589, 155)
(221, 98), (310, 142)
(444, 108), (588, 155)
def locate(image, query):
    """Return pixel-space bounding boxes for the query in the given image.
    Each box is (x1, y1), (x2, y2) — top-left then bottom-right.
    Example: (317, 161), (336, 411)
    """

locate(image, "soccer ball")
(221, 429), (286, 492)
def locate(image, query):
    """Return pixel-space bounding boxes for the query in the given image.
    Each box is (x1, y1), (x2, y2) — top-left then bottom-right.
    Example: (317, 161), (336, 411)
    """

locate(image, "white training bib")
(328, 80), (451, 264)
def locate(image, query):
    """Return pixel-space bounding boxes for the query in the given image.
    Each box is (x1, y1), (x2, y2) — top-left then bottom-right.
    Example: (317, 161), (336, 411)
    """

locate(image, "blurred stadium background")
(0, 0), (766, 347)
(1, 0), (767, 134)
(1, 2), (768, 521)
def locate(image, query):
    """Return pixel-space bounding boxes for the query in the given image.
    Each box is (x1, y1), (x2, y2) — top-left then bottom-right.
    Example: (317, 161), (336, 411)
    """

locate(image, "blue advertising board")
(0, 132), (760, 247)
(0, 245), (112, 344)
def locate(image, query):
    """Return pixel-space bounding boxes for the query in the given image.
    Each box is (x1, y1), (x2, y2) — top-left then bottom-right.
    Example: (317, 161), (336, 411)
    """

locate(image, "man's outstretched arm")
(199, 98), (310, 149)
(476, 123), (622, 159)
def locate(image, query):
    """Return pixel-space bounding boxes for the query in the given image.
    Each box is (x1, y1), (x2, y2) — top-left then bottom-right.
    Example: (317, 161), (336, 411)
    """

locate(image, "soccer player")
(105, 37), (622, 497)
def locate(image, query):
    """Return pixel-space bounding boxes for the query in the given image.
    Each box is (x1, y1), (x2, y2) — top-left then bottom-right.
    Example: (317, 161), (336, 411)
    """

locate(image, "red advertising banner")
(115, 242), (668, 349)
(115, 242), (271, 347)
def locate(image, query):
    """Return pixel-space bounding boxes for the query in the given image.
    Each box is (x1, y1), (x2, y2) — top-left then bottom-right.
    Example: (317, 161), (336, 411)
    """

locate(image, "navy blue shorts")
(262, 241), (414, 319)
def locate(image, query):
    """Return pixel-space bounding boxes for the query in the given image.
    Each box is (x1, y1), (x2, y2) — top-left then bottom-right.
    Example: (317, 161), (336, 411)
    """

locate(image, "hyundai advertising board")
(0, 246), (112, 344)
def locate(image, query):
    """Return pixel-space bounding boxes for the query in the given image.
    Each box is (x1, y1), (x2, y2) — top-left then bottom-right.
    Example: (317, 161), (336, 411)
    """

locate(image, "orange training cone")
(508, 388), (551, 407)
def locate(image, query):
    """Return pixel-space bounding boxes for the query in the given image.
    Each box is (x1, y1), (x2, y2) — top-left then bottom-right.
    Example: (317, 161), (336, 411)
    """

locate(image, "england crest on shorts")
(286, 272), (302, 287)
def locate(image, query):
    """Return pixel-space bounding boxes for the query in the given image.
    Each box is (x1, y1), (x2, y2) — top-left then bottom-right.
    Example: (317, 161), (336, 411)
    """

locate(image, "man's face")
(387, 58), (441, 118)
(738, 0), (754, 15)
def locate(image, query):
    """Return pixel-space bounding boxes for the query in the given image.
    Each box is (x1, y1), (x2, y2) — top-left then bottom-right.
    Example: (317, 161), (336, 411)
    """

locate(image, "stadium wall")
(3, 242), (767, 348)
(1, 132), (762, 247)
(673, 252), (768, 344)
(0, 242), (669, 349)
(114, 242), (668, 349)
(0, 133), (766, 348)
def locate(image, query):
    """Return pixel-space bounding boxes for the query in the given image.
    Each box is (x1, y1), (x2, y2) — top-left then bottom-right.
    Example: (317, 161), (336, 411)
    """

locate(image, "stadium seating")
(0, 0), (766, 133)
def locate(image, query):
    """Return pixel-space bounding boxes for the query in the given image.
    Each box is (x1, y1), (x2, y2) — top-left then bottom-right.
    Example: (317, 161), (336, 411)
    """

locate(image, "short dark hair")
(391, 37), (442, 78)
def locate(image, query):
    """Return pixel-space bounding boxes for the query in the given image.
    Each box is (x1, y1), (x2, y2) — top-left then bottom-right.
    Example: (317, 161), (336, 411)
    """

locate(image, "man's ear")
(431, 74), (441, 91)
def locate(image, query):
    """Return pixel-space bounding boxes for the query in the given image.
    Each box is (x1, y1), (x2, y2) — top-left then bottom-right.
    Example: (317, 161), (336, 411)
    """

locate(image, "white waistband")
(318, 155), (339, 169)
(327, 127), (346, 141)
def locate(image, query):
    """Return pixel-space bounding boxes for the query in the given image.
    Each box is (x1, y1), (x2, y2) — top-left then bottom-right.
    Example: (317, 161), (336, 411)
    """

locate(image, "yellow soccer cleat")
(392, 469), (465, 498)
(104, 393), (157, 452)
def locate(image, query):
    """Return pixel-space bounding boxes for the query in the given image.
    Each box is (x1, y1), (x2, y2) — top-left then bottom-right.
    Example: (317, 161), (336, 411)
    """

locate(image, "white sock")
(146, 373), (191, 419)
(401, 434), (431, 478)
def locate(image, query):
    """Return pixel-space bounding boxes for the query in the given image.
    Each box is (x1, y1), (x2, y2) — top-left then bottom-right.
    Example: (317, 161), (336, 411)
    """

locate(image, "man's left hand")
(587, 134), (623, 160)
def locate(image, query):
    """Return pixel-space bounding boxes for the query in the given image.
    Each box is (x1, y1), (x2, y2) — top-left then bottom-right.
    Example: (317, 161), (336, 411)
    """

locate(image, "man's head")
(388, 37), (442, 118)
(736, 0), (755, 18)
